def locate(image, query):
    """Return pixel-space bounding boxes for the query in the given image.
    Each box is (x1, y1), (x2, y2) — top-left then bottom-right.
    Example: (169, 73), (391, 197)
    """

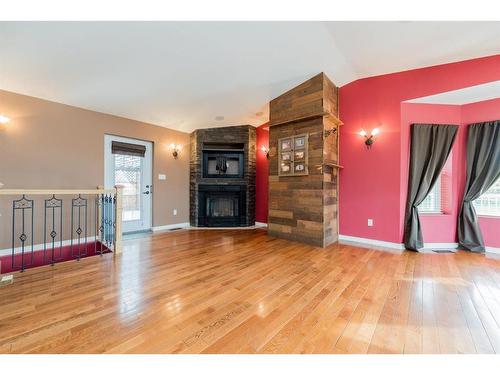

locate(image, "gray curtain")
(403, 124), (458, 251)
(458, 121), (500, 252)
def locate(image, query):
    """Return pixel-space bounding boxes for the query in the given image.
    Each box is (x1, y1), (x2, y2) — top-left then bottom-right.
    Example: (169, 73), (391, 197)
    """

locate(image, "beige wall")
(0, 89), (189, 248)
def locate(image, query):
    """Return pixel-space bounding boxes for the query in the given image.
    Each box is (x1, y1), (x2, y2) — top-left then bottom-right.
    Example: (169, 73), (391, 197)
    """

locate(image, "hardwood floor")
(1, 228), (500, 354)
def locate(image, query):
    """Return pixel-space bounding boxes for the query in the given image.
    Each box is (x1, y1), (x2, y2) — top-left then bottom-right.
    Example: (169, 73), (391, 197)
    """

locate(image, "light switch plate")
(158, 174), (166, 180)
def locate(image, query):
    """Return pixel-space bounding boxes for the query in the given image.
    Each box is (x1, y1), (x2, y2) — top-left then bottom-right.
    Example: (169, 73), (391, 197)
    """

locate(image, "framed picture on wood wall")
(280, 162), (292, 175)
(281, 152), (292, 161)
(294, 150), (305, 161)
(280, 138), (292, 152)
(294, 136), (306, 149)
(278, 133), (309, 176)
(294, 162), (306, 174)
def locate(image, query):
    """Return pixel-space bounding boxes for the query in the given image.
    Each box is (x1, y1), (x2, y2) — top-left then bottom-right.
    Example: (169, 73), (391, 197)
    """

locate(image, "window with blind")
(418, 153), (452, 214)
(473, 178), (500, 216)
(418, 177), (442, 213)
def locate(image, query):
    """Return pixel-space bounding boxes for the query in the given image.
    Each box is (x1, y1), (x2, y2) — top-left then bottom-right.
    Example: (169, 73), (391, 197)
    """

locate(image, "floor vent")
(432, 249), (456, 253)
(169, 227), (183, 231)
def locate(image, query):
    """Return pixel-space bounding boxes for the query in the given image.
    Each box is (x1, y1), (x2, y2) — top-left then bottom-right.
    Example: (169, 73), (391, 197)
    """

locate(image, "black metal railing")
(44, 195), (63, 266)
(12, 195), (34, 272)
(0, 188), (120, 273)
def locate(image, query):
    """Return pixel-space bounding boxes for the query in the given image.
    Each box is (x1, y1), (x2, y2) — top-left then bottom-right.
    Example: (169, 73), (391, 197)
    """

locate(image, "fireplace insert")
(197, 185), (247, 227)
(202, 150), (244, 179)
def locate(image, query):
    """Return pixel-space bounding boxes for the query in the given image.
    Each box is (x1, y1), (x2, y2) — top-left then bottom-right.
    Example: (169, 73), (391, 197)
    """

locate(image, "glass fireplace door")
(207, 196), (239, 218)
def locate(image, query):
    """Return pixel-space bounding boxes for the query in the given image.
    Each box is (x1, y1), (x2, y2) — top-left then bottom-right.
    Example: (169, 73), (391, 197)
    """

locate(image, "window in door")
(104, 135), (153, 233)
(114, 153), (142, 221)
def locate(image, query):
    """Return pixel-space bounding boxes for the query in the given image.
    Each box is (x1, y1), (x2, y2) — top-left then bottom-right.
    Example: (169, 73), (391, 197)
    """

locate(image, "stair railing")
(0, 185), (123, 274)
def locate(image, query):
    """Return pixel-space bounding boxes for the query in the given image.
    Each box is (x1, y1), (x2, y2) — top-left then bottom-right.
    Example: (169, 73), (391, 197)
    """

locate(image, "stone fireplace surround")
(189, 125), (256, 227)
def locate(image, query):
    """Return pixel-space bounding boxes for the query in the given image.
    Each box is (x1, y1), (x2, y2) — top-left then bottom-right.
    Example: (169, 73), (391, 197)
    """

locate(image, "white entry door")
(104, 135), (153, 233)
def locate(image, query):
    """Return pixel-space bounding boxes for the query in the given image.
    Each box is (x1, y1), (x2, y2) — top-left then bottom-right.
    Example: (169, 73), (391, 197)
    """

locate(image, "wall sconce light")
(359, 128), (380, 149)
(169, 143), (182, 159)
(260, 145), (270, 160)
(0, 114), (10, 129)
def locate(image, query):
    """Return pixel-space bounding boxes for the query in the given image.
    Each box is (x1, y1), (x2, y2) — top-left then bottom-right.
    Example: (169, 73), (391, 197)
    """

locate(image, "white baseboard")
(151, 222), (190, 232)
(255, 221), (268, 228)
(0, 236), (96, 257)
(338, 235), (500, 255)
(338, 235), (405, 250)
(423, 242), (458, 250)
(189, 225), (262, 230)
(486, 246), (500, 254)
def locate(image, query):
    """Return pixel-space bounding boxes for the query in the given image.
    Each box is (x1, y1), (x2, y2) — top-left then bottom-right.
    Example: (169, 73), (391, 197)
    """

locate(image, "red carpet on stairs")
(0, 241), (112, 274)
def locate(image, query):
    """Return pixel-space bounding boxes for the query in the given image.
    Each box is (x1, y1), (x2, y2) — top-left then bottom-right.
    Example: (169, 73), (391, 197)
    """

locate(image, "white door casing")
(104, 135), (153, 233)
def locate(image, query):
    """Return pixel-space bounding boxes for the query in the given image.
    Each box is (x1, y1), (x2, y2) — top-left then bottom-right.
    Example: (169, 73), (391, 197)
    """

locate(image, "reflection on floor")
(1, 228), (500, 354)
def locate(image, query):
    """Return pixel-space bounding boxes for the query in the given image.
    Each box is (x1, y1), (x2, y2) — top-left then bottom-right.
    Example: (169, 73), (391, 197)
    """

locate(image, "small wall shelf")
(323, 160), (344, 169)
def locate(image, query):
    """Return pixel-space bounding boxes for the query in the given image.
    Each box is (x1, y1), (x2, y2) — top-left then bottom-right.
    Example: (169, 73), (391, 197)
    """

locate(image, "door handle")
(149, 184), (153, 194)
(143, 184), (152, 195)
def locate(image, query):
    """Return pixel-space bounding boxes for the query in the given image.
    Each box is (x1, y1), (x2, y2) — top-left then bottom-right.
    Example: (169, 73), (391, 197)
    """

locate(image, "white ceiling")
(405, 80), (500, 105)
(1, 21), (499, 133)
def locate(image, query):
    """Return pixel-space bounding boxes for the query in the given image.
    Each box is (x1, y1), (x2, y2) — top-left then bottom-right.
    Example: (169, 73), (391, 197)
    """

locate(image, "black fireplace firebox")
(197, 185), (247, 227)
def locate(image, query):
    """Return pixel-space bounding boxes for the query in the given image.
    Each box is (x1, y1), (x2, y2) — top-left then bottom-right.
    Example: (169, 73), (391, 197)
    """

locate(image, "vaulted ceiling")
(1, 21), (499, 132)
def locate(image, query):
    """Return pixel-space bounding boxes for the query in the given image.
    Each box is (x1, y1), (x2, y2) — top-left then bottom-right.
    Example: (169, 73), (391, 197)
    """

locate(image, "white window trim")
(472, 178), (500, 217)
(418, 177), (442, 214)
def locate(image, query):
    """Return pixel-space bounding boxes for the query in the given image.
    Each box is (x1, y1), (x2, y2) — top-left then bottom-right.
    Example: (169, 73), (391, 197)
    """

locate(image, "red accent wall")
(400, 99), (500, 247)
(254, 55), (500, 246)
(461, 98), (500, 248)
(462, 97), (500, 123)
(400, 103), (463, 244)
(339, 54), (500, 244)
(255, 123), (269, 223)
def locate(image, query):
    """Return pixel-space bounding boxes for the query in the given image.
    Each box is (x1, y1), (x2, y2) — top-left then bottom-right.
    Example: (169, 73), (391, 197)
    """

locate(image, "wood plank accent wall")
(268, 73), (341, 247)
